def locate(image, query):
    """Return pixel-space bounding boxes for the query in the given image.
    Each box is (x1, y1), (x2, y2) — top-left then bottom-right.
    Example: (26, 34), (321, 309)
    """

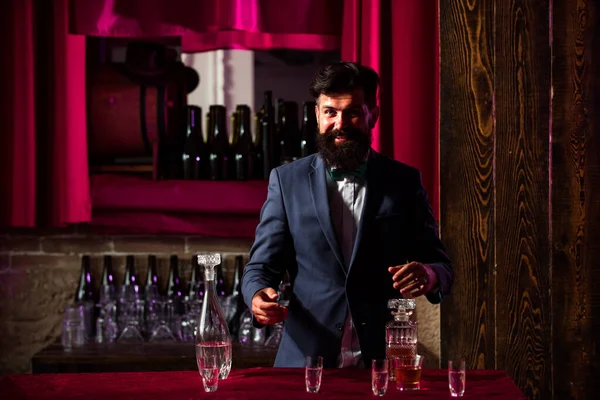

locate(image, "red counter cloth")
(0, 367), (525, 399)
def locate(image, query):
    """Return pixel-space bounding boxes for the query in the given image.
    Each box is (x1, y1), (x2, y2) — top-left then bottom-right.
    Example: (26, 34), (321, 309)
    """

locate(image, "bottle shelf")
(89, 174), (268, 237)
(31, 341), (277, 373)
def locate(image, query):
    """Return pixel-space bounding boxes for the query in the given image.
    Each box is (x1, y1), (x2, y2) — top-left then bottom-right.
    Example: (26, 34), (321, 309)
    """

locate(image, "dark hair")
(309, 61), (380, 107)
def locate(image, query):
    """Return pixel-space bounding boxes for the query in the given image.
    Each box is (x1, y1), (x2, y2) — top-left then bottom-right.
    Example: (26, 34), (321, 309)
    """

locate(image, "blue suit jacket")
(241, 150), (452, 368)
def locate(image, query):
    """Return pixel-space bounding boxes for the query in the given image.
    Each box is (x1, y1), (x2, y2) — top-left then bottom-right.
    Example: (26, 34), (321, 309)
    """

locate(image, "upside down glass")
(394, 355), (424, 391)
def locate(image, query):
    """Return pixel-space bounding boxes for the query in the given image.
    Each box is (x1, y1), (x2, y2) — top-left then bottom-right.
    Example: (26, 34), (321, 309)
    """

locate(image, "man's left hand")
(388, 262), (438, 298)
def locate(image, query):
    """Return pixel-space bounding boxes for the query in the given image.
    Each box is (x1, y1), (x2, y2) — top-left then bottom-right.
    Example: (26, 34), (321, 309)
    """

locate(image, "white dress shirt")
(327, 170), (366, 368)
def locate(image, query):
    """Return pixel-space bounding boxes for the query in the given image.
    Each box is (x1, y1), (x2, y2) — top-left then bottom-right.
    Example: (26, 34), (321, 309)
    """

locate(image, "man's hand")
(388, 262), (438, 298)
(251, 287), (288, 325)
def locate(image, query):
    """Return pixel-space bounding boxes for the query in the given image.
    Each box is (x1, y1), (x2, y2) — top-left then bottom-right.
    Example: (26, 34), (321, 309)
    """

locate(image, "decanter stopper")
(387, 298), (416, 321)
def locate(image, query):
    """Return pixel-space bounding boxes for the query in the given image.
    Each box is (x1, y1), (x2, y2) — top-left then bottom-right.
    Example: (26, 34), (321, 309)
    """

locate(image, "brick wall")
(0, 231), (440, 373)
(0, 231), (253, 373)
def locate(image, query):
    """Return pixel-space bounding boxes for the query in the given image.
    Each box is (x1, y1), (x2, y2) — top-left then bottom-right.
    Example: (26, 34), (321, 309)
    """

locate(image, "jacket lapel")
(309, 155), (347, 273)
(348, 151), (385, 272)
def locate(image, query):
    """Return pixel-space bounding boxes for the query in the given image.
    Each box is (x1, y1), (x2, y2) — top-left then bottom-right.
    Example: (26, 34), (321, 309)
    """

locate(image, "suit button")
(336, 322), (344, 331)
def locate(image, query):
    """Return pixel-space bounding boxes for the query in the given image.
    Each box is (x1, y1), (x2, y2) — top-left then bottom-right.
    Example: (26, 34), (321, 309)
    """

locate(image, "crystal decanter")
(385, 298), (417, 380)
(195, 253), (232, 380)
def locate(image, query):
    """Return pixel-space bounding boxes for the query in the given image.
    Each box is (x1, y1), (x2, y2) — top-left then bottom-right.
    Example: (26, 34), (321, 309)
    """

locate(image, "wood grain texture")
(551, 0), (600, 399)
(440, 0), (600, 398)
(493, 1), (552, 399)
(439, 0), (496, 371)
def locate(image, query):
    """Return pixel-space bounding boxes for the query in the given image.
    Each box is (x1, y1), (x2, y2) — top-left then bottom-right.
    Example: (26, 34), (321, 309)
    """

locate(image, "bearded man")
(241, 62), (453, 368)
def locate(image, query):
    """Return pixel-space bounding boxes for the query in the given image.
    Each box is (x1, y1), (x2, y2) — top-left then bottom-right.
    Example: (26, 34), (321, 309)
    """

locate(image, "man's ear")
(369, 106), (380, 129)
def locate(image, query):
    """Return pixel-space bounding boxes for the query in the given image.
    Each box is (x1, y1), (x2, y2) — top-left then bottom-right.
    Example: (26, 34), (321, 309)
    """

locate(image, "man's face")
(315, 89), (379, 171)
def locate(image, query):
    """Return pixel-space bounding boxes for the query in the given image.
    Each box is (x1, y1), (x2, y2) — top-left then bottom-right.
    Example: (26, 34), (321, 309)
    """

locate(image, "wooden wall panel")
(440, 0), (599, 398)
(493, 1), (552, 399)
(551, 0), (600, 399)
(439, 0), (496, 370)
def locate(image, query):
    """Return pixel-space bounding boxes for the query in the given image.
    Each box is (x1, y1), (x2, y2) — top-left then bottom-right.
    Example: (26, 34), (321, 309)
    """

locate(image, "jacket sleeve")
(241, 168), (290, 325)
(408, 170), (453, 304)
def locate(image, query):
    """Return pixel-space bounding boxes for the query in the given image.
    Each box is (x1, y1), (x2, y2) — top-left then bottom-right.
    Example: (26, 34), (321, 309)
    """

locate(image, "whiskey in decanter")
(385, 298), (417, 380)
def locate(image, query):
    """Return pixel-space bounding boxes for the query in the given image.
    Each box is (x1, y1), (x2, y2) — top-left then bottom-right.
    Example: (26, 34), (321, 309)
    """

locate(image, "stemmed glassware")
(95, 285), (118, 344)
(148, 297), (177, 342)
(116, 285), (144, 342)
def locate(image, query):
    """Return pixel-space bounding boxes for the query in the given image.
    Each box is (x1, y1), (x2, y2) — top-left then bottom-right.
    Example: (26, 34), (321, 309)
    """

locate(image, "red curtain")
(342, 0), (439, 217)
(0, 0), (438, 229)
(69, 0), (343, 52)
(0, 0), (90, 228)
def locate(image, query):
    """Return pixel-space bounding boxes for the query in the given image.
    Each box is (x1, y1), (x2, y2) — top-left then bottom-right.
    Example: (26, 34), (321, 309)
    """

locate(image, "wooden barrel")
(87, 66), (187, 165)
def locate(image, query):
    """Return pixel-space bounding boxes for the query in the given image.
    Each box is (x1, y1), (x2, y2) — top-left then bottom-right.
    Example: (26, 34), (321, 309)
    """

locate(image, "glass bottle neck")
(392, 307), (413, 322)
(203, 266), (215, 283)
(394, 314), (409, 322)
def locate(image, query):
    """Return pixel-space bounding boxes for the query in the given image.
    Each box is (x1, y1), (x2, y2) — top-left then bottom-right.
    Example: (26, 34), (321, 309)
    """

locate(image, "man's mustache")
(324, 128), (363, 140)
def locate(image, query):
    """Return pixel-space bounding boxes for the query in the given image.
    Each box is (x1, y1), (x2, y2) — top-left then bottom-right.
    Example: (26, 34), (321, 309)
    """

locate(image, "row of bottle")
(74, 254), (248, 339)
(181, 91), (318, 181)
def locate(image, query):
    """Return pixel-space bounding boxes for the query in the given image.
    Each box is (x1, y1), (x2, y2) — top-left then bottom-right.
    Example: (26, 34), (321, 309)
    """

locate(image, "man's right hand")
(251, 287), (288, 325)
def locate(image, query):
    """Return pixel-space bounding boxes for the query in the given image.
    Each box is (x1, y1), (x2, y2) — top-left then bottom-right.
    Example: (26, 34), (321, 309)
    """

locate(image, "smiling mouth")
(333, 133), (349, 143)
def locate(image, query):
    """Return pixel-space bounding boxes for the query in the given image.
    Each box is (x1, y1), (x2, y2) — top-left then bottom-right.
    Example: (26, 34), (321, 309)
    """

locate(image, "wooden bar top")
(31, 342), (277, 373)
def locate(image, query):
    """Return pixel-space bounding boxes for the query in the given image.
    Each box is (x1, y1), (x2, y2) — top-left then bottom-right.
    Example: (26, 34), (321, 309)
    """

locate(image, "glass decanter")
(385, 298), (417, 381)
(195, 253), (232, 380)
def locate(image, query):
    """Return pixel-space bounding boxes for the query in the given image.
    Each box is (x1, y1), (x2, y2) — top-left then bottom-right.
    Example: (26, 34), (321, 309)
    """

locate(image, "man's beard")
(315, 127), (372, 172)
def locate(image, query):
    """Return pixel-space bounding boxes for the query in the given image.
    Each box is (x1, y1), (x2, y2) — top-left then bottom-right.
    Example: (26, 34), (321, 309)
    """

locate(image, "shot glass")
(371, 359), (389, 396)
(448, 359), (466, 397)
(199, 355), (219, 393)
(393, 355), (424, 391)
(305, 356), (323, 393)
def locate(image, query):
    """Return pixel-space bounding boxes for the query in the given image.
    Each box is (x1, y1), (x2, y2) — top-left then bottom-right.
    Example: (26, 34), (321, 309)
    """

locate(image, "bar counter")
(31, 342), (277, 373)
(1, 367), (525, 399)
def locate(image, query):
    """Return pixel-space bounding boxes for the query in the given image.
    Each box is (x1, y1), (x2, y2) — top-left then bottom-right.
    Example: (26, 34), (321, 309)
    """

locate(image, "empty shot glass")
(305, 356), (323, 393)
(448, 359), (466, 397)
(371, 359), (389, 396)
